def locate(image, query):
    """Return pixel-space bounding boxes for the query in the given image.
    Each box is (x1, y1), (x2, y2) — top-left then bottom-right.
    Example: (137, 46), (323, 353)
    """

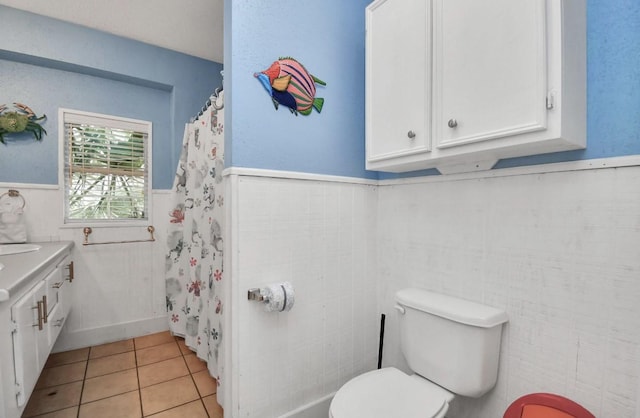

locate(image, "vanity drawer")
(44, 256), (73, 317)
(47, 298), (67, 346)
(43, 266), (63, 317)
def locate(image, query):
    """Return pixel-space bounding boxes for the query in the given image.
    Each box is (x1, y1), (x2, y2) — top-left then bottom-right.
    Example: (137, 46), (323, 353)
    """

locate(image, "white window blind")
(61, 109), (152, 223)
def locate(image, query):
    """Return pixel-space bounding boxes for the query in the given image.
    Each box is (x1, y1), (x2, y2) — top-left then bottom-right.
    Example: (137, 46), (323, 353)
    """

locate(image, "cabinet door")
(44, 266), (64, 347)
(366, 0), (431, 163)
(11, 280), (48, 407)
(44, 265), (63, 318)
(434, 0), (548, 148)
(47, 299), (66, 347)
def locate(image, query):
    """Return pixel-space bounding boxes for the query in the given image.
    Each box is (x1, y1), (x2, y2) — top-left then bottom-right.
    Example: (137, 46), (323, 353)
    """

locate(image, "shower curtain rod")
(192, 87), (222, 122)
(193, 71), (224, 122)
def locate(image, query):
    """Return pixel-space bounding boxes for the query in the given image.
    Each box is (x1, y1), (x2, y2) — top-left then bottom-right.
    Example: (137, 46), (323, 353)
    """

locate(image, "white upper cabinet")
(366, 0), (431, 163)
(434, 0), (547, 148)
(365, 0), (586, 174)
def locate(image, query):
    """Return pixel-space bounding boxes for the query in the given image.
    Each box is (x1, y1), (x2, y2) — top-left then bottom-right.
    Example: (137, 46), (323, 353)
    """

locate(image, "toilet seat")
(329, 367), (453, 418)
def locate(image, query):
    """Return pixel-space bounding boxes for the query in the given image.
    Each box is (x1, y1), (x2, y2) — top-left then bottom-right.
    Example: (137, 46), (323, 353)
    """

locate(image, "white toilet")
(329, 288), (508, 418)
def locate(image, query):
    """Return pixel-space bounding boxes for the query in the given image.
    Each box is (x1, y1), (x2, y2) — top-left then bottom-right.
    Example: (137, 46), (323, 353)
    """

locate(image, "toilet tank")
(395, 288), (508, 398)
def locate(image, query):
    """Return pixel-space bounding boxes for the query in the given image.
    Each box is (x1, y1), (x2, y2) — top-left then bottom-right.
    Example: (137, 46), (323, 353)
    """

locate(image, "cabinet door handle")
(407, 130), (416, 139)
(54, 316), (65, 327)
(32, 301), (44, 331)
(42, 296), (48, 324)
(52, 282), (64, 289)
(66, 261), (74, 283)
(447, 119), (458, 128)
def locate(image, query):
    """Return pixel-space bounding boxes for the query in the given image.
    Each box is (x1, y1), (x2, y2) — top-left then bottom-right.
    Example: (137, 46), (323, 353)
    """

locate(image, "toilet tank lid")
(396, 288), (508, 328)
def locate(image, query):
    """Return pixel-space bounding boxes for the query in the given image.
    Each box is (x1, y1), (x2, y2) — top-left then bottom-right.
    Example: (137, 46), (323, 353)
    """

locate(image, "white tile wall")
(229, 175), (379, 417)
(377, 166), (640, 418)
(57, 190), (172, 349)
(0, 185), (173, 351)
(7, 162), (640, 418)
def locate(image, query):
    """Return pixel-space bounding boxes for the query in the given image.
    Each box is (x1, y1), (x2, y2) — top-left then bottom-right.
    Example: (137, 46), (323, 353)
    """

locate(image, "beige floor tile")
(78, 390), (141, 418)
(86, 351), (136, 378)
(192, 370), (218, 397)
(175, 337), (193, 355)
(22, 381), (83, 417)
(27, 335), (225, 418)
(140, 375), (199, 416)
(138, 356), (189, 388)
(134, 331), (175, 350)
(202, 394), (224, 418)
(81, 368), (139, 404)
(183, 353), (207, 373)
(89, 339), (134, 359)
(36, 361), (87, 389)
(146, 400), (208, 418)
(31, 406), (79, 418)
(135, 341), (181, 366)
(45, 348), (90, 368)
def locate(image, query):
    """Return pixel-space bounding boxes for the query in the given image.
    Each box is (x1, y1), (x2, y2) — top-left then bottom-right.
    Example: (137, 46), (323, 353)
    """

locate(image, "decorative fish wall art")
(254, 57), (326, 116)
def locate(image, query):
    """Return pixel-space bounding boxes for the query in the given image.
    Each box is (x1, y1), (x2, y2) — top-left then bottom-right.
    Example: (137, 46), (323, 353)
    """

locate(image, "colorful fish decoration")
(254, 57), (326, 116)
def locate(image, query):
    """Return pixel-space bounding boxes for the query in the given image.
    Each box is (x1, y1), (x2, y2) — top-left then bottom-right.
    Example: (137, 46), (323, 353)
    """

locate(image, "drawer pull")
(65, 261), (74, 283)
(52, 282), (64, 289)
(42, 296), (48, 323)
(54, 317), (65, 327)
(447, 118), (458, 128)
(32, 301), (44, 331)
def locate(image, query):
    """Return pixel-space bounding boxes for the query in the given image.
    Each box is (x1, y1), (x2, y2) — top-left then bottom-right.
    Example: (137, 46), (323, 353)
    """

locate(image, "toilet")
(329, 288), (508, 418)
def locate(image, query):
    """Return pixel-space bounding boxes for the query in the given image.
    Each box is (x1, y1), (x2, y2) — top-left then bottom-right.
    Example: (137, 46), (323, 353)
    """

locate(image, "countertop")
(0, 242), (74, 302)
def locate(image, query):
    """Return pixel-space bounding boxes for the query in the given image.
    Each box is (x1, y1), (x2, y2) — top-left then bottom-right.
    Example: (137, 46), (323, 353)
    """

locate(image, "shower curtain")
(165, 90), (225, 403)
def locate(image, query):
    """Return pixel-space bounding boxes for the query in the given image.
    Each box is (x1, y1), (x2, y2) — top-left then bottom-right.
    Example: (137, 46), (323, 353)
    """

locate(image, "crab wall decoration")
(0, 103), (47, 144)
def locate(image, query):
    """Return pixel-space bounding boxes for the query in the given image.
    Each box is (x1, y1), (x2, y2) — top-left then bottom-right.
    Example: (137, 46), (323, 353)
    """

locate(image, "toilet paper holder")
(248, 288), (267, 302)
(247, 283), (295, 312)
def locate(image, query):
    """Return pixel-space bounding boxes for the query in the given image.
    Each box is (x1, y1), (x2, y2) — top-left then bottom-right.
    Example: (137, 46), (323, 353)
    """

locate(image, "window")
(60, 109), (152, 224)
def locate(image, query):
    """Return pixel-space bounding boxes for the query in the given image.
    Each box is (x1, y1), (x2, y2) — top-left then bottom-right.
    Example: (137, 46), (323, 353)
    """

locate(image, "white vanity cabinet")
(43, 255), (73, 347)
(365, 0), (586, 174)
(11, 279), (49, 407)
(0, 242), (74, 418)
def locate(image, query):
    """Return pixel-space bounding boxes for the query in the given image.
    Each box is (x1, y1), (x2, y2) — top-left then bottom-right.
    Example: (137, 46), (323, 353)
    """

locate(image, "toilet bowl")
(329, 288), (508, 418)
(329, 367), (454, 418)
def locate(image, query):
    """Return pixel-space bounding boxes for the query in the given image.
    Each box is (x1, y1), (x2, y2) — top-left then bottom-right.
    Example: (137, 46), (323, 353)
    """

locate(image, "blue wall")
(3, 1), (637, 185)
(225, 0), (640, 180)
(493, 0), (640, 170)
(224, 0), (376, 180)
(0, 6), (223, 189)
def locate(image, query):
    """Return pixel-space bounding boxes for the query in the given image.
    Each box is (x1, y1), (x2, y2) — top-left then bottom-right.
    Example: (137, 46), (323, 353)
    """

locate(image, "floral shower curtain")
(165, 91), (225, 402)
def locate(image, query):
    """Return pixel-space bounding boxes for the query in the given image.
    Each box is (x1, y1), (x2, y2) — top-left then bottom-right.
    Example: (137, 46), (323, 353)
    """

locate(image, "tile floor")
(21, 331), (224, 418)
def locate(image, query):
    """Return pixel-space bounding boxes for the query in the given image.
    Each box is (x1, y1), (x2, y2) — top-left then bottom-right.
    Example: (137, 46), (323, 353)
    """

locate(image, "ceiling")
(0, 0), (224, 62)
